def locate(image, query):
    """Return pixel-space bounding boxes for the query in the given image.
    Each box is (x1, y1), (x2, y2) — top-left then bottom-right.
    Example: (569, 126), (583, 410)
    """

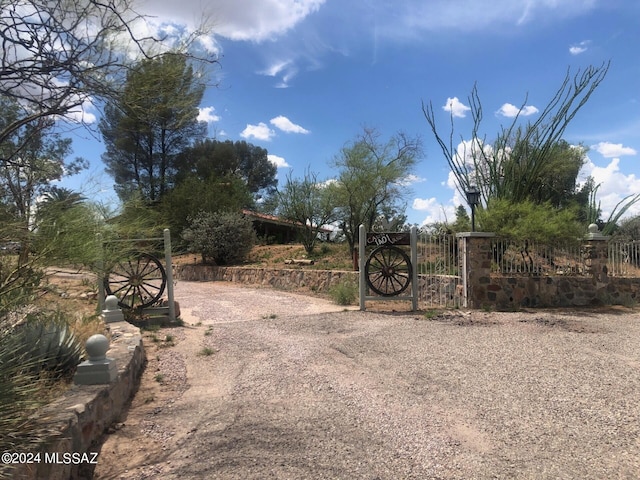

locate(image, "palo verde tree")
(100, 53), (207, 202)
(277, 170), (336, 254)
(423, 62), (612, 241)
(329, 127), (423, 254)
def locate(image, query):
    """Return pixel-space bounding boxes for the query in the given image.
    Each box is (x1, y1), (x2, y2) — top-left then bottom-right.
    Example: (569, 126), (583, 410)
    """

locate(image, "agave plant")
(0, 310), (85, 477)
(14, 311), (85, 377)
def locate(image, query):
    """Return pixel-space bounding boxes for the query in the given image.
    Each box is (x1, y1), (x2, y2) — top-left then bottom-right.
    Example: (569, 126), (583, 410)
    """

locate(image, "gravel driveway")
(93, 281), (640, 480)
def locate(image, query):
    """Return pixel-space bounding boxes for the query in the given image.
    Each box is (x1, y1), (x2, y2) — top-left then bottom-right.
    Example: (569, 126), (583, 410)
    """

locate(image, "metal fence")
(490, 238), (584, 276)
(417, 233), (461, 307)
(490, 238), (640, 278)
(608, 240), (640, 277)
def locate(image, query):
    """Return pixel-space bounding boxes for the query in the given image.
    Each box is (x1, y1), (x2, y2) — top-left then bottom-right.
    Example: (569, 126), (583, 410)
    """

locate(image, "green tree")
(100, 53), (207, 202)
(453, 205), (471, 233)
(277, 170), (336, 254)
(330, 128), (422, 254)
(0, 0), (215, 167)
(175, 139), (277, 200)
(160, 174), (253, 235)
(0, 99), (87, 261)
(615, 215), (640, 241)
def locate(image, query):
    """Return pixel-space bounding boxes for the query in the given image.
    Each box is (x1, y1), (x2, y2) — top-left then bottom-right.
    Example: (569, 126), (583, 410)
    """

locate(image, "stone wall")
(485, 275), (639, 309)
(8, 321), (145, 480)
(175, 239), (638, 310)
(458, 232), (640, 310)
(175, 265), (358, 292)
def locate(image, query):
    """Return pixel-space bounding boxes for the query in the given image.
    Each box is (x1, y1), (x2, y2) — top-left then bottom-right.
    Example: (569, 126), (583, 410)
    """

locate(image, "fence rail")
(417, 233), (461, 307)
(608, 240), (640, 277)
(490, 239), (584, 276)
(489, 238), (640, 278)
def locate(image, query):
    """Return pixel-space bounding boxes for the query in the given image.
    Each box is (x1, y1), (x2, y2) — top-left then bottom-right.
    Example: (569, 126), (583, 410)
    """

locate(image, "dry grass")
(174, 242), (354, 271)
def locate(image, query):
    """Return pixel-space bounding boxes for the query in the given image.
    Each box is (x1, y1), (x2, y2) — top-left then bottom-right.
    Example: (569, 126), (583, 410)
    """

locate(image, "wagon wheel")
(104, 253), (167, 309)
(365, 245), (412, 296)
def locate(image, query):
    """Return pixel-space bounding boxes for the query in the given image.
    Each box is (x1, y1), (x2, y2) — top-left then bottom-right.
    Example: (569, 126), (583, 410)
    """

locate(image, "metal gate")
(417, 232), (461, 308)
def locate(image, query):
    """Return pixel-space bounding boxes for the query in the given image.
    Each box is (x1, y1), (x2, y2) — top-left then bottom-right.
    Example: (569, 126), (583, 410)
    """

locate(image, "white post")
(164, 229), (176, 322)
(359, 224), (366, 311)
(411, 225), (418, 311)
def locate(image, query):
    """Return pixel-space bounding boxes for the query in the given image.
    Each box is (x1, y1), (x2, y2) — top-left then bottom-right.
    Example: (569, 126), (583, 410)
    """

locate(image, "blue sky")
(62, 0), (640, 226)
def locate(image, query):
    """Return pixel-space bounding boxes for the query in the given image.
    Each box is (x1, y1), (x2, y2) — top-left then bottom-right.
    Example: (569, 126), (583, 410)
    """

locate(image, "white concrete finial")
(104, 295), (119, 311)
(102, 295), (124, 323)
(74, 333), (117, 385)
(85, 334), (109, 362)
(587, 223), (599, 234)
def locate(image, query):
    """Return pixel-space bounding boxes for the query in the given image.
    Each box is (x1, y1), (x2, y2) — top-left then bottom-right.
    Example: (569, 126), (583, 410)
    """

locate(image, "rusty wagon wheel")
(365, 245), (412, 296)
(104, 253), (167, 309)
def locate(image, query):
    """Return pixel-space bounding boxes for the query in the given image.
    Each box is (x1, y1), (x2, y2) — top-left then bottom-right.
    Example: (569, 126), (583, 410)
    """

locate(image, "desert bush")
(329, 279), (358, 305)
(183, 211), (255, 265)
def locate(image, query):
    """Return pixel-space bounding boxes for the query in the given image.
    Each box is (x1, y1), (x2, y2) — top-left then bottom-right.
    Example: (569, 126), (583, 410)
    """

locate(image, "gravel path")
(93, 281), (640, 479)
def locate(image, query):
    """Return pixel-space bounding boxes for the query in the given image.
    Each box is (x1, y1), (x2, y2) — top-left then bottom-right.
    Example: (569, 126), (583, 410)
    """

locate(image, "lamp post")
(465, 185), (481, 232)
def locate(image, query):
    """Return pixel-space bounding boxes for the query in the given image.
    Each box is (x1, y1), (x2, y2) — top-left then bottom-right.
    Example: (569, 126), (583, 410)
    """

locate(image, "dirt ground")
(83, 280), (640, 480)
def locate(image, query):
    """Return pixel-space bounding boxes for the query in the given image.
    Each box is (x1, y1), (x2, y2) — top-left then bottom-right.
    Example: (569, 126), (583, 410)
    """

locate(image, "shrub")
(329, 279), (358, 305)
(477, 199), (583, 244)
(183, 211), (256, 265)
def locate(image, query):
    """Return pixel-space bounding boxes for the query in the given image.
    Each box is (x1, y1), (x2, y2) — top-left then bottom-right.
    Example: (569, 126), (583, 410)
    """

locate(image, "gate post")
(457, 232), (495, 309)
(410, 225), (418, 311)
(583, 224), (610, 283)
(359, 224), (366, 311)
(164, 229), (176, 322)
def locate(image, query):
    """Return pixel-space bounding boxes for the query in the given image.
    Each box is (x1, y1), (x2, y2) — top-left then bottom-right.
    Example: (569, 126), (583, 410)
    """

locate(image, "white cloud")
(63, 97), (98, 124)
(496, 103), (539, 118)
(198, 106), (220, 123)
(260, 61), (292, 77)
(569, 40), (590, 55)
(380, 0), (599, 38)
(443, 97), (471, 118)
(592, 141), (637, 158)
(413, 197), (438, 211)
(270, 115), (310, 134)
(580, 156), (640, 219)
(240, 122), (276, 141)
(396, 174), (426, 187)
(259, 60), (299, 87)
(268, 154), (290, 168)
(202, 0), (325, 42)
(412, 197), (456, 226)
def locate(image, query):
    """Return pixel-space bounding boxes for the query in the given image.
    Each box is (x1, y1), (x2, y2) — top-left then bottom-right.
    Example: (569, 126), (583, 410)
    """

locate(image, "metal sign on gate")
(359, 224), (419, 311)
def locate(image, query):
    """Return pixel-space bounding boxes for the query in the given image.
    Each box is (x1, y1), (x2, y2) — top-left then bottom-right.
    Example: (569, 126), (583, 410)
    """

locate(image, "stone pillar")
(583, 223), (610, 283)
(457, 232), (495, 309)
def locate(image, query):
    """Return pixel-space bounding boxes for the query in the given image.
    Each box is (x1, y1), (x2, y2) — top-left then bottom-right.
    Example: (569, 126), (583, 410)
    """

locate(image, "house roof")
(242, 209), (332, 233)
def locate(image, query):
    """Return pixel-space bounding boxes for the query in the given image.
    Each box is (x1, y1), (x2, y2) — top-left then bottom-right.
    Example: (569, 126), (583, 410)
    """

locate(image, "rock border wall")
(8, 321), (145, 480)
(175, 265), (358, 292)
